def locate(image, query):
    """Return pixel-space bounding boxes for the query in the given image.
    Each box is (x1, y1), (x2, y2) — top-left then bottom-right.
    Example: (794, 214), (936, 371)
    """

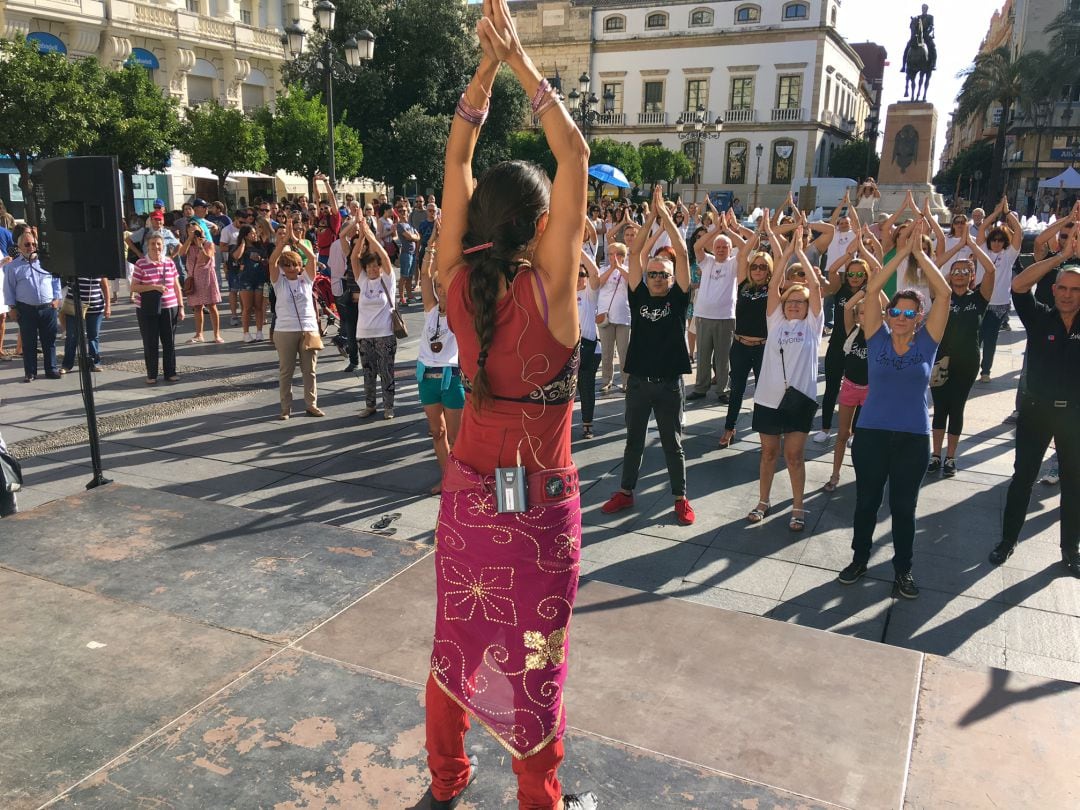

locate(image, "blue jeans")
(15, 302), (58, 378)
(63, 310), (103, 369)
(399, 251), (417, 278)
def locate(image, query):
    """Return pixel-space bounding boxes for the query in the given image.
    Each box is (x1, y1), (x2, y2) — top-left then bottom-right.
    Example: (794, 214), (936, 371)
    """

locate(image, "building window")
(770, 140), (796, 184)
(186, 0), (198, 11)
(602, 81), (623, 114)
(783, 2), (809, 20)
(830, 6), (838, 26)
(730, 77), (754, 110)
(685, 79), (708, 112)
(646, 12), (668, 30)
(603, 15), (625, 32)
(643, 80), (664, 113)
(689, 8), (714, 27)
(240, 8), (252, 24)
(735, 5), (761, 23)
(776, 75), (802, 109)
(824, 77), (831, 113)
(725, 140), (748, 185)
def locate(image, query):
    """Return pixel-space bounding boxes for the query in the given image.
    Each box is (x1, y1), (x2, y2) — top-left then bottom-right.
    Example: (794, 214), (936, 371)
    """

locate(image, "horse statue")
(903, 15), (932, 102)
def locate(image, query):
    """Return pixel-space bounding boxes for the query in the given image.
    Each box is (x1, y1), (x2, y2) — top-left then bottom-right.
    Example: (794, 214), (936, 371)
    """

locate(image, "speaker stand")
(71, 280), (112, 490)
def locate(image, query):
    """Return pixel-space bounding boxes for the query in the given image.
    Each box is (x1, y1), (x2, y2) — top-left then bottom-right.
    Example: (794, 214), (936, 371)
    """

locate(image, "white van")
(792, 178), (858, 215)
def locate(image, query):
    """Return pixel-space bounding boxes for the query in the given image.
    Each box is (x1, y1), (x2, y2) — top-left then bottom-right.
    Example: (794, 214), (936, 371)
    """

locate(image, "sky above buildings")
(838, 0), (1002, 163)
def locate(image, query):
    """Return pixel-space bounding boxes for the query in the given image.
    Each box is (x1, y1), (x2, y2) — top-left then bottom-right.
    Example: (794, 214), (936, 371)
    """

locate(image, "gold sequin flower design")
(442, 561), (518, 626)
(523, 628), (567, 671)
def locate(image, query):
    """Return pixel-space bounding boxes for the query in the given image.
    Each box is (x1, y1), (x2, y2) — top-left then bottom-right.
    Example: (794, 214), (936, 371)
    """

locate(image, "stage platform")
(4, 485), (1078, 809)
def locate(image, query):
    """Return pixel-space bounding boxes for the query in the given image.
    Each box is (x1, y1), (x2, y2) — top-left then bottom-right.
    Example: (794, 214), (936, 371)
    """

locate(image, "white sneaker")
(1040, 467), (1060, 486)
(255, 331), (265, 341)
(243, 332), (254, 343)
(812, 430), (831, 444)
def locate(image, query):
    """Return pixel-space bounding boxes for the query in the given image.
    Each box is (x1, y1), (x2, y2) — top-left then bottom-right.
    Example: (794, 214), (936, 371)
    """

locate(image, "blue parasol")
(588, 164), (631, 189)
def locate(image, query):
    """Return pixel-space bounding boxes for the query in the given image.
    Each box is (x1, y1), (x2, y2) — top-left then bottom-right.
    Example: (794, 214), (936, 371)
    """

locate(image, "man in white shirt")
(687, 231), (739, 401)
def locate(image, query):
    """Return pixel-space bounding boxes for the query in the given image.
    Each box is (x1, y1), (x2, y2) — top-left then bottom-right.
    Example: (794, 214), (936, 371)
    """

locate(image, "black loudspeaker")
(32, 156), (126, 280)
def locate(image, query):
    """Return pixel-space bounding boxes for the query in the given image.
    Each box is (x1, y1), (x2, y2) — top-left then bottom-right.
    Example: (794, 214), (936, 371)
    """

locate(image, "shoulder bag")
(596, 274), (619, 326)
(378, 276), (409, 339)
(0, 448), (23, 494)
(286, 276), (324, 351)
(777, 345), (819, 422)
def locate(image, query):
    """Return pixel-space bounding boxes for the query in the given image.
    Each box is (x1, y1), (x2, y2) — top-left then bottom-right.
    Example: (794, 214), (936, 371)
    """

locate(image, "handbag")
(60, 299), (89, 319)
(0, 449), (23, 494)
(777, 346), (819, 422)
(378, 276), (409, 339)
(930, 355), (950, 388)
(182, 274), (196, 296)
(596, 274), (620, 326)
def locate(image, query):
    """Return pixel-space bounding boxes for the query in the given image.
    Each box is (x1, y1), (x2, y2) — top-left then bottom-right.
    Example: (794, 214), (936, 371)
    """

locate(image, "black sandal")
(427, 754), (479, 810)
(747, 501), (770, 523)
(582, 424), (594, 439)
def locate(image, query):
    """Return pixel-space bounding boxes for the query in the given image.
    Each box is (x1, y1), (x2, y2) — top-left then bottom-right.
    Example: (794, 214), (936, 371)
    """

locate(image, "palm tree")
(956, 47), (1038, 204)
(1045, 9), (1080, 126)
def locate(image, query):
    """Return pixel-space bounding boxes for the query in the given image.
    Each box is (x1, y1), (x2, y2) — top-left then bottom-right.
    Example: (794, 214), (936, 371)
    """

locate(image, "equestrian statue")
(901, 3), (935, 102)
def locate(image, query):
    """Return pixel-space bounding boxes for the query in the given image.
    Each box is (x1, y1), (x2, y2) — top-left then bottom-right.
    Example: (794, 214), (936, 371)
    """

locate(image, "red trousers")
(425, 673), (564, 809)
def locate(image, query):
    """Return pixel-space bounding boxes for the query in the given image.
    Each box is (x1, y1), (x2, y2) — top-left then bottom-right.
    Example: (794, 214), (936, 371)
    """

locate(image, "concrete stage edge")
(3, 486), (1078, 809)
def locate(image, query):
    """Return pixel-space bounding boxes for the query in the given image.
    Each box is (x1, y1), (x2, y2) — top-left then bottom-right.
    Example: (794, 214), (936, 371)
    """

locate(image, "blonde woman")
(268, 229), (322, 419)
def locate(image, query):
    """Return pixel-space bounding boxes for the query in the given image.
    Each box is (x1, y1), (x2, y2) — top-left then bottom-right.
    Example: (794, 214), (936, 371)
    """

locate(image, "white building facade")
(582, 0), (871, 208)
(0, 0), (308, 209)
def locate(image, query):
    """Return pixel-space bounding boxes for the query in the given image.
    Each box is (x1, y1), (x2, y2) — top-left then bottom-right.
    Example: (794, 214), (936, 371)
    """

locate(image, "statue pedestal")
(876, 101), (948, 218)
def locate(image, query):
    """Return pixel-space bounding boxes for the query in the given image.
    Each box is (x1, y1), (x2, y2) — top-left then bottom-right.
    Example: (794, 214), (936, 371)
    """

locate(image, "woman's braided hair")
(462, 160), (551, 409)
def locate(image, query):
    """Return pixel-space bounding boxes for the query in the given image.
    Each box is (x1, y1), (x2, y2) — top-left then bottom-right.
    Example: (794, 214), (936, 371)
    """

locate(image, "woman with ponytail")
(422, 2), (597, 809)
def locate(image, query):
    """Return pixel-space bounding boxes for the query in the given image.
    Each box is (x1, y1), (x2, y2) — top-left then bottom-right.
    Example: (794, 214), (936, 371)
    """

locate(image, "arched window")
(603, 15), (625, 32)
(769, 140), (796, 185)
(187, 58), (220, 105)
(682, 142), (701, 184)
(735, 4), (761, 24)
(689, 8), (714, 27)
(783, 2), (809, 20)
(725, 140), (749, 185)
(646, 11), (668, 30)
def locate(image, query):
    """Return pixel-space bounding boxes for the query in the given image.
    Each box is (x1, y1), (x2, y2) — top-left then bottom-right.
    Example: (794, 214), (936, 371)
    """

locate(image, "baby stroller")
(312, 274), (339, 337)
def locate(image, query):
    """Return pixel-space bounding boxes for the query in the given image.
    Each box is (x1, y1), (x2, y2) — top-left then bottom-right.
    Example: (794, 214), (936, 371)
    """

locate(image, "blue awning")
(128, 48), (160, 70)
(27, 32), (66, 55)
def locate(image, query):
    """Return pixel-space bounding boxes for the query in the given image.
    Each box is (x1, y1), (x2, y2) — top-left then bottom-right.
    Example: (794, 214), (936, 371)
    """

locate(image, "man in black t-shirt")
(602, 190), (696, 525)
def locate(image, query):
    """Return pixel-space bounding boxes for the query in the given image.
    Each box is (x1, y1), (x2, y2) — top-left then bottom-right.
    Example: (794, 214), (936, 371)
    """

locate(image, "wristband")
(531, 78), (552, 113)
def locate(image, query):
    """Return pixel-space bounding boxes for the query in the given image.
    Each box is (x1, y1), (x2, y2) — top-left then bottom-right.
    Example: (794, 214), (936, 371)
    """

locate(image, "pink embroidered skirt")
(430, 455), (581, 759)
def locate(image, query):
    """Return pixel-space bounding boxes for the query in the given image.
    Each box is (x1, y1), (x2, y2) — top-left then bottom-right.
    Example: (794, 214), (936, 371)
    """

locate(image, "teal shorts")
(418, 370), (466, 408)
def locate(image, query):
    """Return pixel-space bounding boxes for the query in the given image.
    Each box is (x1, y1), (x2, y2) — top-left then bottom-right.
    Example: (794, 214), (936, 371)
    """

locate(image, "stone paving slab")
(52, 649), (834, 810)
(0, 484), (428, 642)
(300, 556), (922, 810)
(0, 569), (274, 810)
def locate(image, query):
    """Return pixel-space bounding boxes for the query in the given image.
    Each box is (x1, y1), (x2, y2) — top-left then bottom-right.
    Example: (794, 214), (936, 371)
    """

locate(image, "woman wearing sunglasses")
(838, 220), (951, 599)
(975, 196), (1022, 382)
(815, 238), (871, 445)
(748, 226), (822, 531)
(718, 222), (774, 448)
(928, 234), (996, 476)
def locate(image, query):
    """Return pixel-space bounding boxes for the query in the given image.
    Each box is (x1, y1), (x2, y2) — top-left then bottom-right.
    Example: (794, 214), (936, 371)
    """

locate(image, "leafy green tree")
(0, 36), (110, 225)
(956, 47), (1041, 203)
(828, 139), (880, 182)
(506, 130), (556, 179)
(640, 144), (693, 193)
(933, 140), (993, 199)
(256, 84), (363, 197)
(473, 68), (530, 175)
(80, 63), (182, 220)
(668, 150), (695, 190)
(181, 101), (266, 201)
(390, 105), (451, 192)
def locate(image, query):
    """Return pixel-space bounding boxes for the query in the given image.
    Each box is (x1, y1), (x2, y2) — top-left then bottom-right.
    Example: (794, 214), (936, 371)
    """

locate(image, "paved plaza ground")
(2, 295), (1079, 808)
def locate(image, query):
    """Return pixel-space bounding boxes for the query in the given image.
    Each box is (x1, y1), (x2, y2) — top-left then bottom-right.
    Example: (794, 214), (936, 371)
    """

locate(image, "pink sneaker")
(674, 499), (696, 526)
(601, 491), (634, 514)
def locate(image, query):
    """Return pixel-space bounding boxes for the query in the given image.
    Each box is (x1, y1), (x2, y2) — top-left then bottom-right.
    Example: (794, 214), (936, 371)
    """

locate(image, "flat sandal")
(747, 502), (770, 523)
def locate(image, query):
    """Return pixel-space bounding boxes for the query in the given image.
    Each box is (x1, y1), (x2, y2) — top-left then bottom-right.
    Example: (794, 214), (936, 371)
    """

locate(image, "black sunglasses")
(646, 271), (671, 279)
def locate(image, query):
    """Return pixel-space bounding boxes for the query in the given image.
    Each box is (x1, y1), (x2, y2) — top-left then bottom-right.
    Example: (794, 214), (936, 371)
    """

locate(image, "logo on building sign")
(775, 145), (794, 160)
(27, 32), (67, 55)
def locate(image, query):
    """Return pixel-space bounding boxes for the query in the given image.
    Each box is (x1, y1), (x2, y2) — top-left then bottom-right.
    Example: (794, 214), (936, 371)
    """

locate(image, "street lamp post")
(863, 112), (880, 181)
(567, 72), (613, 142)
(675, 104), (723, 202)
(286, 1), (375, 190)
(1028, 99), (1052, 209)
(753, 143), (765, 210)
(1063, 106), (1076, 169)
(974, 169), (984, 208)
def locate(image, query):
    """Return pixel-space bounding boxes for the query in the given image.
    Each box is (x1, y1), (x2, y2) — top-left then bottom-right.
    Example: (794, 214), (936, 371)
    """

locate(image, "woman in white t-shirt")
(974, 199), (1022, 382)
(749, 227), (824, 531)
(352, 219), (399, 419)
(417, 226), (464, 493)
(269, 231), (322, 420)
(597, 239), (632, 391)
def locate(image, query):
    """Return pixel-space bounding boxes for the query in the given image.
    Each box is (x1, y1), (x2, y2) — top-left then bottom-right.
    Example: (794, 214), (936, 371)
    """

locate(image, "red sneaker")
(674, 499), (696, 526)
(601, 490), (634, 514)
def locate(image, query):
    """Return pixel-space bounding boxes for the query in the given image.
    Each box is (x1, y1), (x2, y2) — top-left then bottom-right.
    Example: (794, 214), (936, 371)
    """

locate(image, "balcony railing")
(724, 108), (757, 124)
(771, 107), (805, 122)
(637, 111), (668, 126)
(678, 108), (714, 124)
(594, 112), (627, 126)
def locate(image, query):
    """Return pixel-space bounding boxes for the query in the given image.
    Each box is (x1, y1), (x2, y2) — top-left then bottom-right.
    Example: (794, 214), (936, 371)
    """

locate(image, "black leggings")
(578, 337), (602, 424)
(724, 340), (764, 431)
(930, 359), (978, 436)
(819, 340), (846, 431)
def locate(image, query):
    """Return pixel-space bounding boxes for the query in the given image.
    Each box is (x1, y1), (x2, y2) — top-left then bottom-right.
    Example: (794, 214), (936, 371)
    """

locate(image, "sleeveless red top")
(447, 266), (579, 475)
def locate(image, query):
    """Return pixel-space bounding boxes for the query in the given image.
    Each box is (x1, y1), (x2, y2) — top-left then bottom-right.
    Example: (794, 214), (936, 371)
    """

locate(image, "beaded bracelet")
(535, 94), (561, 120)
(530, 78), (552, 113)
(456, 92), (489, 126)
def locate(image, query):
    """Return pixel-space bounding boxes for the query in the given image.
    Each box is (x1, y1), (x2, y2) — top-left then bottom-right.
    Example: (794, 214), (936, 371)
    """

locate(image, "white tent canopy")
(1037, 166), (1080, 189)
